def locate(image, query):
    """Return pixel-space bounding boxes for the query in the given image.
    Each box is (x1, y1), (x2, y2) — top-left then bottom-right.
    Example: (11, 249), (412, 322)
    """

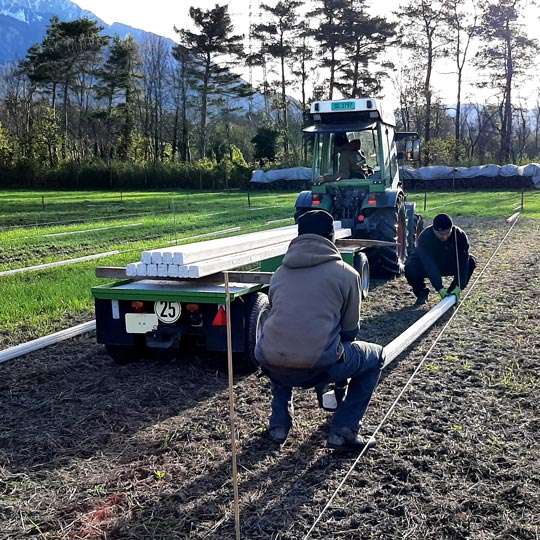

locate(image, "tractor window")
(313, 132), (336, 179)
(385, 126), (399, 183)
(313, 130), (381, 181)
(342, 130), (381, 179)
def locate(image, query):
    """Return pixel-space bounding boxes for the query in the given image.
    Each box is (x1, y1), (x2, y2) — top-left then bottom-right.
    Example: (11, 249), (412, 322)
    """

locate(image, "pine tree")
(175, 5), (249, 159)
(252, 1), (302, 154)
(95, 35), (142, 162)
(338, 0), (396, 98)
(308, 0), (350, 100)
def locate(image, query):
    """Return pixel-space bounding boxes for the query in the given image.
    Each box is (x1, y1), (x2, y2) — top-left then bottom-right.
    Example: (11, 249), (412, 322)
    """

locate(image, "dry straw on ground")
(1, 217), (539, 539)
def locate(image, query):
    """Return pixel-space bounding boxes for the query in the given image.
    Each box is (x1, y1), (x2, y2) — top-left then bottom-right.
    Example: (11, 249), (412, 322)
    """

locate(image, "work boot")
(327, 427), (377, 453)
(266, 426), (290, 444)
(414, 288), (429, 306)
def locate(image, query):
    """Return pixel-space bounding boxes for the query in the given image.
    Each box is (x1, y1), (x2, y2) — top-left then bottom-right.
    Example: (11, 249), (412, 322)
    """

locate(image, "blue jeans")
(268, 341), (384, 433)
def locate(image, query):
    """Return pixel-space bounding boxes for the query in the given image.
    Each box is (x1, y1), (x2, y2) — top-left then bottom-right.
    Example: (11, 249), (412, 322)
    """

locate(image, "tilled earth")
(1, 217), (539, 539)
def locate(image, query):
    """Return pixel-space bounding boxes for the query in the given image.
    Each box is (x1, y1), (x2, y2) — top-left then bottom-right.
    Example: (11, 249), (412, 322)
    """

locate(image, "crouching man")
(405, 213), (476, 306)
(255, 209), (384, 453)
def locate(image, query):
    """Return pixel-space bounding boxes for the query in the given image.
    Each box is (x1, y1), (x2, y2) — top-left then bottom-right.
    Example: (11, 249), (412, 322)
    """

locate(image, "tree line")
(0, 0), (538, 189)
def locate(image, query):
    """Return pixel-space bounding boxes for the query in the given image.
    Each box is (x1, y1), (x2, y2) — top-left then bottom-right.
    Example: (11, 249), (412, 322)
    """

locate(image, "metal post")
(521, 189), (524, 211)
(423, 192), (427, 212)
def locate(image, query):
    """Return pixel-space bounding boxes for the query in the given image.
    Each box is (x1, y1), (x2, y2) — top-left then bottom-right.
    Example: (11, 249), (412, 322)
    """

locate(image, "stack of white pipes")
(126, 223), (351, 279)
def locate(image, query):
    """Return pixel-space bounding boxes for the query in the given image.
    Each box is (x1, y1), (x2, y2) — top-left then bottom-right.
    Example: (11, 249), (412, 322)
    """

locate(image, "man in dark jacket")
(255, 209), (384, 452)
(405, 213), (476, 306)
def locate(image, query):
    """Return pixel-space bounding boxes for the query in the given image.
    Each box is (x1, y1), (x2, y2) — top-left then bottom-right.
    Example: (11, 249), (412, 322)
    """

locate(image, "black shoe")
(327, 427), (377, 453)
(414, 288), (429, 306)
(266, 426), (290, 444)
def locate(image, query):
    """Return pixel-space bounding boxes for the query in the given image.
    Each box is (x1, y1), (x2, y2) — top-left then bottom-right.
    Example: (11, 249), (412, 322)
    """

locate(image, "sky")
(72, 0), (540, 109)
(73, 0), (263, 41)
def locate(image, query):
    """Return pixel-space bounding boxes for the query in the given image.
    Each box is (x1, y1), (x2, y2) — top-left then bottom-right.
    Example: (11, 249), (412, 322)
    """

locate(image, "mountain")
(0, 0), (173, 65)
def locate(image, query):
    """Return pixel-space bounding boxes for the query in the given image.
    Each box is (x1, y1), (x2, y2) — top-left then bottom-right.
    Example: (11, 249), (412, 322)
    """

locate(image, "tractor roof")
(307, 98), (396, 129)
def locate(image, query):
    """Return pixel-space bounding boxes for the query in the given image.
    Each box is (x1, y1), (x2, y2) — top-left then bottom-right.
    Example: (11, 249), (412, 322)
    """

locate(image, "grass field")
(0, 187), (538, 349)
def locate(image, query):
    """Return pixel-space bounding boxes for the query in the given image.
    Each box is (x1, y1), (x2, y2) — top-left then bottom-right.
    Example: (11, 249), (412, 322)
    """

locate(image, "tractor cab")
(295, 98), (423, 277)
(303, 98), (418, 191)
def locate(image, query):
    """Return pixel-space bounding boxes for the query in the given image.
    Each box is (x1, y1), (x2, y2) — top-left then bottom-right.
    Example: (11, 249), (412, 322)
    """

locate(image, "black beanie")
(433, 213), (453, 231)
(297, 210), (335, 241)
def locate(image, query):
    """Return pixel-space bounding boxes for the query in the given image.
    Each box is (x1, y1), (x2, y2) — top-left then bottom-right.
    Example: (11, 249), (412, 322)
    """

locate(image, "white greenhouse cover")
(401, 163), (540, 188)
(250, 167), (312, 183)
(250, 164), (540, 188)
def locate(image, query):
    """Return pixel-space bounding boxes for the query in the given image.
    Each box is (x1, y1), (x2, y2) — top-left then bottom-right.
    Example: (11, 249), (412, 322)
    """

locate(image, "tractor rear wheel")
(405, 202), (424, 255)
(364, 200), (407, 277)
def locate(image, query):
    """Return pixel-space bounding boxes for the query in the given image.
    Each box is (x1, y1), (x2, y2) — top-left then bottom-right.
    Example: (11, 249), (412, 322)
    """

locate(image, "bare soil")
(1, 217), (539, 540)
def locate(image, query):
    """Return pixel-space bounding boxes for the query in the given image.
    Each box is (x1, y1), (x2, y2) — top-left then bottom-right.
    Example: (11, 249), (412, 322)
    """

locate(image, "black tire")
(405, 202), (423, 255)
(237, 292), (270, 372)
(364, 199), (407, 277)
(353, 252), (370, 299)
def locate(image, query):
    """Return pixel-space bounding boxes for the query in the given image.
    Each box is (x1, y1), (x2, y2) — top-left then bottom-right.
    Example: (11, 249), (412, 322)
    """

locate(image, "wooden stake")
(224, 272), (241, 540)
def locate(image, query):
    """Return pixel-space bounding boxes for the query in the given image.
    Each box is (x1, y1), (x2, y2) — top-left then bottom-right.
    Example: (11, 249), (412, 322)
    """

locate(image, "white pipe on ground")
(0, 321), (96, 364)
(382, 295), (455, 368)
(0, 252), (119, 277)
(321, 295), (456, 410)
(506, 212), (520, 224)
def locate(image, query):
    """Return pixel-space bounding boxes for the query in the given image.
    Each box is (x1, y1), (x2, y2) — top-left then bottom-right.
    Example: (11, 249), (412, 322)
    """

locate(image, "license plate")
(332, 101), (355, 111)
(125, 313), (159, 334)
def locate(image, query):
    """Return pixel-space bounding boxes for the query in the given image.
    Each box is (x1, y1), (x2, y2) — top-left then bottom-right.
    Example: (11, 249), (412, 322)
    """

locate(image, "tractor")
(295, 97), (423, 277)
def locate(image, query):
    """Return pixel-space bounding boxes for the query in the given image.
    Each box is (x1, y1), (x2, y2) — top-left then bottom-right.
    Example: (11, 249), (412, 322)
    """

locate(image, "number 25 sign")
(154, 301), (181, 323)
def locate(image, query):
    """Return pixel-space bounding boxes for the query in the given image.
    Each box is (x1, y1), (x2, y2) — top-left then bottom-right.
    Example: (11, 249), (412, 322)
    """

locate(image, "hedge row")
(0, 160), (253, 190)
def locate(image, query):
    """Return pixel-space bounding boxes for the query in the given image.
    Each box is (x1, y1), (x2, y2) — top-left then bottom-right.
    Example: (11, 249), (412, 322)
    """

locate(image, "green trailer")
(91, 240), (382, 369)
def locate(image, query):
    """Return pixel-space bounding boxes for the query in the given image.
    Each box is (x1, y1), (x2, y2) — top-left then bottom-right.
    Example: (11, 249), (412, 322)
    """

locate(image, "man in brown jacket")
(255, 210), (384, 452)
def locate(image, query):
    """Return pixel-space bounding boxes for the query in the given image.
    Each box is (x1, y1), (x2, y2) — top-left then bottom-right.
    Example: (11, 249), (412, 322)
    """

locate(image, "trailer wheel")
(237, 292), (270, 372)
(364, 199), (407, 277)
(353, 252), (370, 299)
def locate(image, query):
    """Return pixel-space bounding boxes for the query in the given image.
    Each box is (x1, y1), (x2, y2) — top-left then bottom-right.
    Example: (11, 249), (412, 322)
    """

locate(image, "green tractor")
(295, 97), (423, 277)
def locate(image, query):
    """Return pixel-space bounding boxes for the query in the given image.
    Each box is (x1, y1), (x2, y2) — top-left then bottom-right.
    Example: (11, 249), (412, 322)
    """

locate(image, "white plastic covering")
(250, 164), (540, 187)
(401, 163), (540, 188)
(250, 167), (312, 183)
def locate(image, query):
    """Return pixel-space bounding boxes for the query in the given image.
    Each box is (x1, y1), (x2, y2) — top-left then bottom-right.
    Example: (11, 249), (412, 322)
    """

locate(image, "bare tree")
(443, 0), (478, 157)
(395, 0), (449, 162)
(475, 0), (538, 162)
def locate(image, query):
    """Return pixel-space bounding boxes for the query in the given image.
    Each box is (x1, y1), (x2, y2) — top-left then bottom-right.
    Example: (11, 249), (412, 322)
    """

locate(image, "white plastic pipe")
(0, 321), (96, 364)
(382, 295), (456, 368)
(506, 212), (520, 224)
(321, 295), (456, 410)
